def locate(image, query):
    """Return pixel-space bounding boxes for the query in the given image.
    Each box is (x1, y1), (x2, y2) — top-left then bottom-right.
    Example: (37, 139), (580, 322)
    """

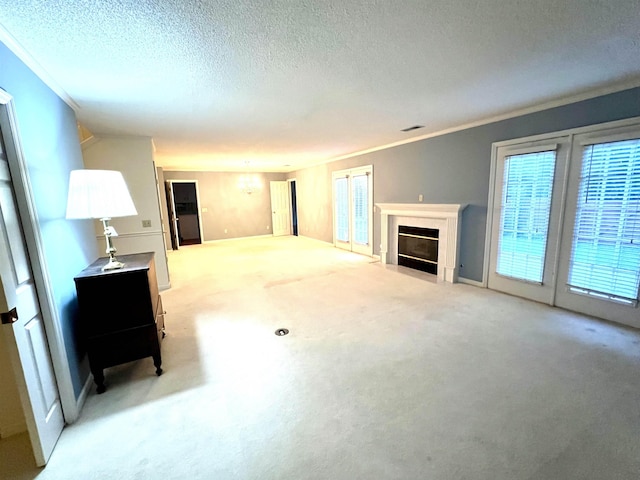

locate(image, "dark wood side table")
(74, 252), (165, 393)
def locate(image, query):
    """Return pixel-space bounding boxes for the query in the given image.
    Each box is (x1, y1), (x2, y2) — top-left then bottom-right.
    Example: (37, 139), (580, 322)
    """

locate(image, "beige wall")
(163, 171), (287, 241)
(287, 155), (370, 244)
(0, 329), (26, 437)
(81, 136), (171, 289)
(287, 164), (333, 242)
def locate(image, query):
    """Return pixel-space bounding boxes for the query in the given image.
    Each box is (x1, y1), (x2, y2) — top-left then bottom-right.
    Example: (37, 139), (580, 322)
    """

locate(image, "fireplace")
(376, 203), (467, 283)
(398, 226), (439, 275)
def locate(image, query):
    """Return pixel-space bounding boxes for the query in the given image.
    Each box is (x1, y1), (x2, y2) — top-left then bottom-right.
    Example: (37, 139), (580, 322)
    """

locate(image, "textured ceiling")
(1, 1), (639, 172)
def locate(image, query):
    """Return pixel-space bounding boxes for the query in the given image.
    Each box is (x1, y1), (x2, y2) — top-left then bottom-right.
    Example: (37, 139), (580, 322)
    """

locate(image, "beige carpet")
(4, 235), (640, 479)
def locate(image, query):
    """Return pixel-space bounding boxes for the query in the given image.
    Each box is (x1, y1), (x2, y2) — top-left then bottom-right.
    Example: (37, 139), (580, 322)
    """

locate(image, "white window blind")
(496, 150), (556, 283)
(335, 177), (349, 242)
(352, 174), (368, 245)
(568, 138), (640, 303)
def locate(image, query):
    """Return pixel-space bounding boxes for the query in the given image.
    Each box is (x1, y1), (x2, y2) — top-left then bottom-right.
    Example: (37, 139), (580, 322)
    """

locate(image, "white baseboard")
(458, 276), (485, 287)
(70, 373), (94, 424)
(0, 420), (27, 438)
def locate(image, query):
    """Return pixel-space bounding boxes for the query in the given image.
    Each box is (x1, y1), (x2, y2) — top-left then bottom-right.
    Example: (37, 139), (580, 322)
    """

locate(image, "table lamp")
(66, 169), (138, 270)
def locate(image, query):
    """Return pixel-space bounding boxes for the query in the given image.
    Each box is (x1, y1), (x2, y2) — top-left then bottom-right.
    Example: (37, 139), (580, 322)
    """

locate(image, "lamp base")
(102, 258), (125, 271)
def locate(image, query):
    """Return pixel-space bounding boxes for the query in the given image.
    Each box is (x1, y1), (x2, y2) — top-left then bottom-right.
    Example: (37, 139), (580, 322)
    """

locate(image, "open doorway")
(165, 180), (203, 248)
(288, 179), (298, 236)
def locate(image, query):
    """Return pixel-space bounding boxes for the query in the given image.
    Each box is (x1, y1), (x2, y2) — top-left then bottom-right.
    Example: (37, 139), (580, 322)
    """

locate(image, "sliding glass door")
(332, 166), (373, 256)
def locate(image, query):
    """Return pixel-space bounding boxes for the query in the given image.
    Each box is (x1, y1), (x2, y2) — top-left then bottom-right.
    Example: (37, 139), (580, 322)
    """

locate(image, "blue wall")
(0, 42), (97, 397)
(293, 87), (640, 282)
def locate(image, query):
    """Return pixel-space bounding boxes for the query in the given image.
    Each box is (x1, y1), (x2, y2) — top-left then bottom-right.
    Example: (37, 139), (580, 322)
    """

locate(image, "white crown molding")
(298, 78), (640, 172)
(0, 22), (79, 112)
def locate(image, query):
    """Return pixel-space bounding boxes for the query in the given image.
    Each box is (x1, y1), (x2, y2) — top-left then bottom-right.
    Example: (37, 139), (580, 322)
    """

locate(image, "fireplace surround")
(376, 203), (467, 283)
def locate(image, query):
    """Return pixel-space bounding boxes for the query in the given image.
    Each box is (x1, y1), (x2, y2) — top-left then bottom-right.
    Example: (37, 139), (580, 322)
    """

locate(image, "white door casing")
(270, 181), (291, 237)
(0, 149), (63, 466)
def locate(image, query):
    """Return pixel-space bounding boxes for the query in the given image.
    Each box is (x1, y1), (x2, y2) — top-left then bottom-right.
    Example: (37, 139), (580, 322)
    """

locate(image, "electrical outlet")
(224, 228), (227, 234)
(267, 225), (270, 230)
(418, 194), (424, 202)
(202, 207), (208, 213)
(142, 220), (152, 228)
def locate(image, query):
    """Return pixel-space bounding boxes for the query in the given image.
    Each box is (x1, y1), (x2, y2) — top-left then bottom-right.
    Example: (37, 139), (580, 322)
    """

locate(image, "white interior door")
(0, 150), (63, 466)
(270, 181), (291, 237)
(165, 181), (179, 250)
(332, 166), (373, 256)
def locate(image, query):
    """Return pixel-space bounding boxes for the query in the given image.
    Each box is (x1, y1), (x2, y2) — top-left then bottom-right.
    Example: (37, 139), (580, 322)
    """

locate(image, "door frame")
(483, 116), (640, 320)
(0, 92), (78, 422)
(165, 181), (179, 250)
(166, 179), (204, 246)
(486, 139), (571, 305)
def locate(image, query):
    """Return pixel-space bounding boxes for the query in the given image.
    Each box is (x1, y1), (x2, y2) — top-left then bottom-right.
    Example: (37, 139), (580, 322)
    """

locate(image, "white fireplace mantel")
(376, 203), (467, 283)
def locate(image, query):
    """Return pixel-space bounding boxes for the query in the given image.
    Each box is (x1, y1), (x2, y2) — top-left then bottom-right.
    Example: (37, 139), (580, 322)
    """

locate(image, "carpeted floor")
(3, 235), (640, 479)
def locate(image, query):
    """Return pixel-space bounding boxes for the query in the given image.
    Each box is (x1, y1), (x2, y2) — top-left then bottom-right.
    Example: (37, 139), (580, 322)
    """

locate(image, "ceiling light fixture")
(238, 174), (261, 195)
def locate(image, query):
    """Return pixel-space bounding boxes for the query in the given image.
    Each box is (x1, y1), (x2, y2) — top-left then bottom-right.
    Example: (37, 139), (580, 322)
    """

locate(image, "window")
(352, 173), (368, 245)
(568, 138), (640, 303)
(335, 177), (349, 242)
(496, 150), (556, 283)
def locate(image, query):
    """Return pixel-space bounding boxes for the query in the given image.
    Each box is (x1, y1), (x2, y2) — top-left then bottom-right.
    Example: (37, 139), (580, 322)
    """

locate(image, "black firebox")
(398, 225), (439, 275)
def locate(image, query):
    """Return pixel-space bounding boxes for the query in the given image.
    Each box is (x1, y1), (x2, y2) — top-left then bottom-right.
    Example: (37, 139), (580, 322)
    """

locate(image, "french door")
(488, 121), (640, 327)
(555, 127), (640, 326)
(488, 138), (570, 304)
(332, 165), (373, 256)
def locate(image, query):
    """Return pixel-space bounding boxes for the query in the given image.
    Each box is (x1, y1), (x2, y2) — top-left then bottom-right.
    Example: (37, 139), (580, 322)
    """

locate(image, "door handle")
(1, 307), (18, 325)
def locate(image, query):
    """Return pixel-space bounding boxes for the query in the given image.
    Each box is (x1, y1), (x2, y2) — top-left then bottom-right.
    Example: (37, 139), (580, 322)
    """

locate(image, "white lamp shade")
(66, 169), (138, 219)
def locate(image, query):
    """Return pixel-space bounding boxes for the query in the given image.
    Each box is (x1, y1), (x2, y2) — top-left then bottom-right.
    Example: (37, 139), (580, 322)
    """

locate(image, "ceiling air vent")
(401, 125), (425, 132)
